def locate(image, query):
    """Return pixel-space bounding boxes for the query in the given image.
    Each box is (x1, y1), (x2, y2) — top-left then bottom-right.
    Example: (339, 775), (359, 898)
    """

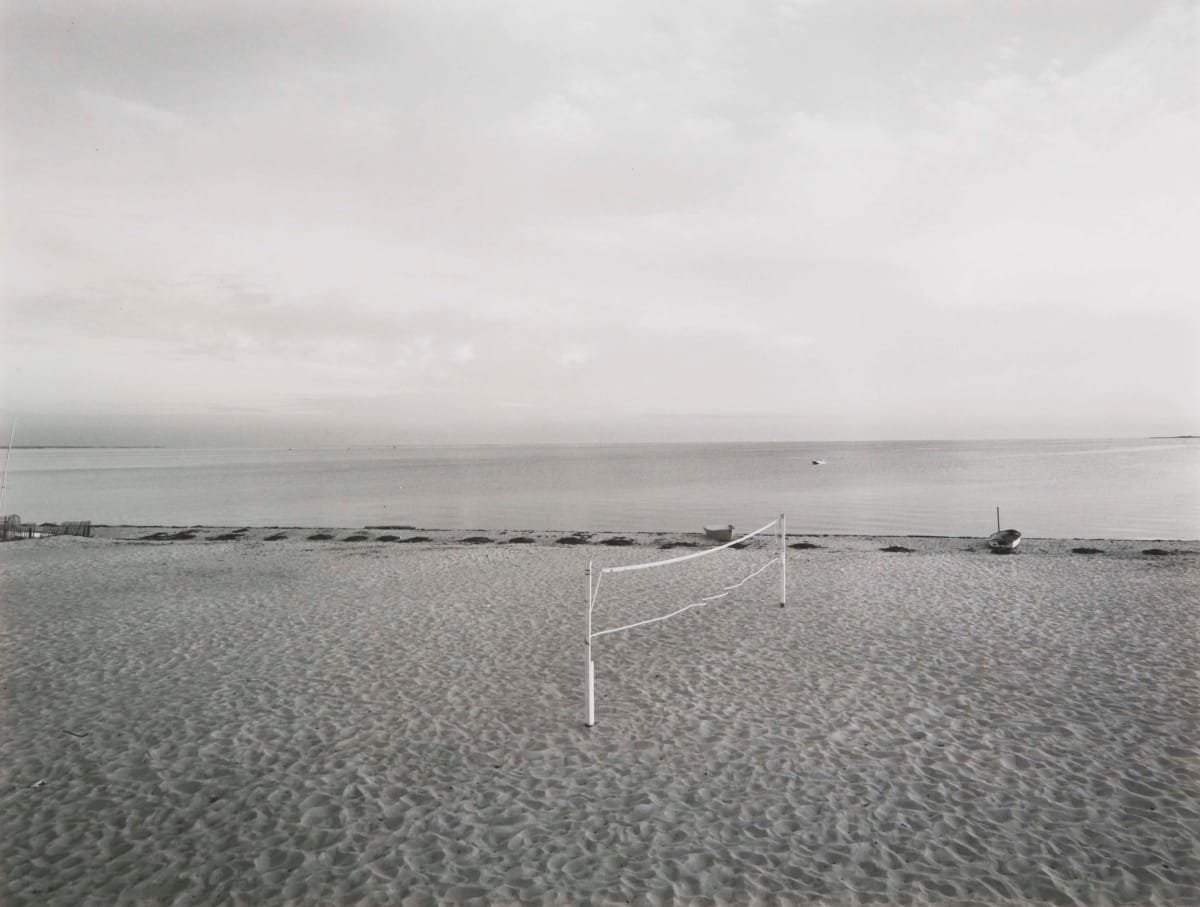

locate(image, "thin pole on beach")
(0, 419), (15, 516)
(585, 560), (596, 727)
(996, 506), (1001, 532)
(779, 513), (786, 607)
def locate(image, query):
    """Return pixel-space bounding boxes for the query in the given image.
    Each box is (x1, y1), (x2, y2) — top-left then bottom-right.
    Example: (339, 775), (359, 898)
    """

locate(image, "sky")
(2, 0), (1198, 446)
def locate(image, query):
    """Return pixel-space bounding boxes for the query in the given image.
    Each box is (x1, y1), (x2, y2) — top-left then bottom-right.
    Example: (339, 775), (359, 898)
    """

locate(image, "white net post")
(585, 560), (596, 727)
(779, 512), (787, 607)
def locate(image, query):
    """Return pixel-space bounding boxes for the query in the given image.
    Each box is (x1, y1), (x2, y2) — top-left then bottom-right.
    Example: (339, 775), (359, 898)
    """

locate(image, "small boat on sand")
(988, 529), (1022, 551)
(704, 524), (734, 543)
(987, 507), (1021, 552)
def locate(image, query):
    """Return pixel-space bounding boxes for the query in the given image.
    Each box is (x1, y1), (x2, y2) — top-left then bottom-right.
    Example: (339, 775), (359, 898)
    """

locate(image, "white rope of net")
(583, 514), (785, 726)
(590, 553), (779, 639)
(599, 518), (780, 575)
(586, 518), (780, 621)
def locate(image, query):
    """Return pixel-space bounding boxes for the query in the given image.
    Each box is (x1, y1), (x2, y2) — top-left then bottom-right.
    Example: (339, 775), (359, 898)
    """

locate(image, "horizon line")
(6, 435), (1196, 451)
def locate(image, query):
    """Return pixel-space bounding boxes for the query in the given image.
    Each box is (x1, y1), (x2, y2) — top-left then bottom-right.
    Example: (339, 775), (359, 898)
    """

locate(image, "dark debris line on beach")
(140, 531), (198, 541)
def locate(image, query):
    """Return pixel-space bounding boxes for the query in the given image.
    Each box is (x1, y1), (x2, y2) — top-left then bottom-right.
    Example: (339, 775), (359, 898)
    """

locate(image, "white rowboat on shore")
(703, 524), (734, 542)
(988, 529), (1022, 551)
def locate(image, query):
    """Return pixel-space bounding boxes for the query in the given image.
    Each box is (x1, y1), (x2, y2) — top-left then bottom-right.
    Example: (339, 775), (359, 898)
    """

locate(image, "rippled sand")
(2, 531), (1197, 905)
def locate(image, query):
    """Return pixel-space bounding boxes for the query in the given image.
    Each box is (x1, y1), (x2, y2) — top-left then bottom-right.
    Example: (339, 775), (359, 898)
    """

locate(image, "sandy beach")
(2, 528), (1197, 906)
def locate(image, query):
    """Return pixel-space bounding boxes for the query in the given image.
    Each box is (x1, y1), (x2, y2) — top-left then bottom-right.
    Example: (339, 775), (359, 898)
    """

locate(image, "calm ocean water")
(2, 439), (1197, 539)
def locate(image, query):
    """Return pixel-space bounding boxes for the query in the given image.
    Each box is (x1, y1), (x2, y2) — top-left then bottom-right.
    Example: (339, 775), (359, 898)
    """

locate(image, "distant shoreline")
(6, 436), (1198, 450)
(8, 445), (167, 450)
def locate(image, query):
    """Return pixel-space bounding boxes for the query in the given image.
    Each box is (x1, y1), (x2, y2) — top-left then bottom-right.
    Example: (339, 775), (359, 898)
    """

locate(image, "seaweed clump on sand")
(880, 545), (914, 553)
(307, 533), (335, 541)
(1072, 547), (1104, 555)
(789, 541), (824, 550)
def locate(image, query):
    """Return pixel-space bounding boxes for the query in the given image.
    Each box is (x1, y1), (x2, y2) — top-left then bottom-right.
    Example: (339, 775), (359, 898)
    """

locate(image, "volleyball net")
(584, 514), (786, 726)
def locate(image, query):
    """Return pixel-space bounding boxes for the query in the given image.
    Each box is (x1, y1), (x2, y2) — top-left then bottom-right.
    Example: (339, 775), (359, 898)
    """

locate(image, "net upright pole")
(0, 418), (15, 516)
(779, 513), (787, 607)
(585, 561), (596, 727)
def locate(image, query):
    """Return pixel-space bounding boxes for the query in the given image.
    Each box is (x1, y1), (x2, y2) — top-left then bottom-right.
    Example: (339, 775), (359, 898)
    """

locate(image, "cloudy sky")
(3, 1), (1197, 446)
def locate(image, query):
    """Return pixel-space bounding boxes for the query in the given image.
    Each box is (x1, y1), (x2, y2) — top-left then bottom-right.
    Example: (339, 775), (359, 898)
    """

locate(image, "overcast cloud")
(3, 0), (1197, 445)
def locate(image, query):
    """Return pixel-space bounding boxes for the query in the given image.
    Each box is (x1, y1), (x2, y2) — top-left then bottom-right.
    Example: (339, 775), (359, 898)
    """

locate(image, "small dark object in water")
(1072, 547), (1104, 555)
(881, 545), (913, 553)
(601, 537), (635, 546)
(264, 533), (288, 541)
(307, 533), (335, 541)
(789, 541), (823, 550)
(208, 533), (242, 541)
(460, 536), (493, 544)
(395, 536), (431, 543)
(344, 534), (371, 542)
(1143, 548), (1171, 556)
(508, 537), (536, 544)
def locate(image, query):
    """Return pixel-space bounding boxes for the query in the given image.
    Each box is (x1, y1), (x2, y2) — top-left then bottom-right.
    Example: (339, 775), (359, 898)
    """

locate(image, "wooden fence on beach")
(0, 516), (91, 541)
